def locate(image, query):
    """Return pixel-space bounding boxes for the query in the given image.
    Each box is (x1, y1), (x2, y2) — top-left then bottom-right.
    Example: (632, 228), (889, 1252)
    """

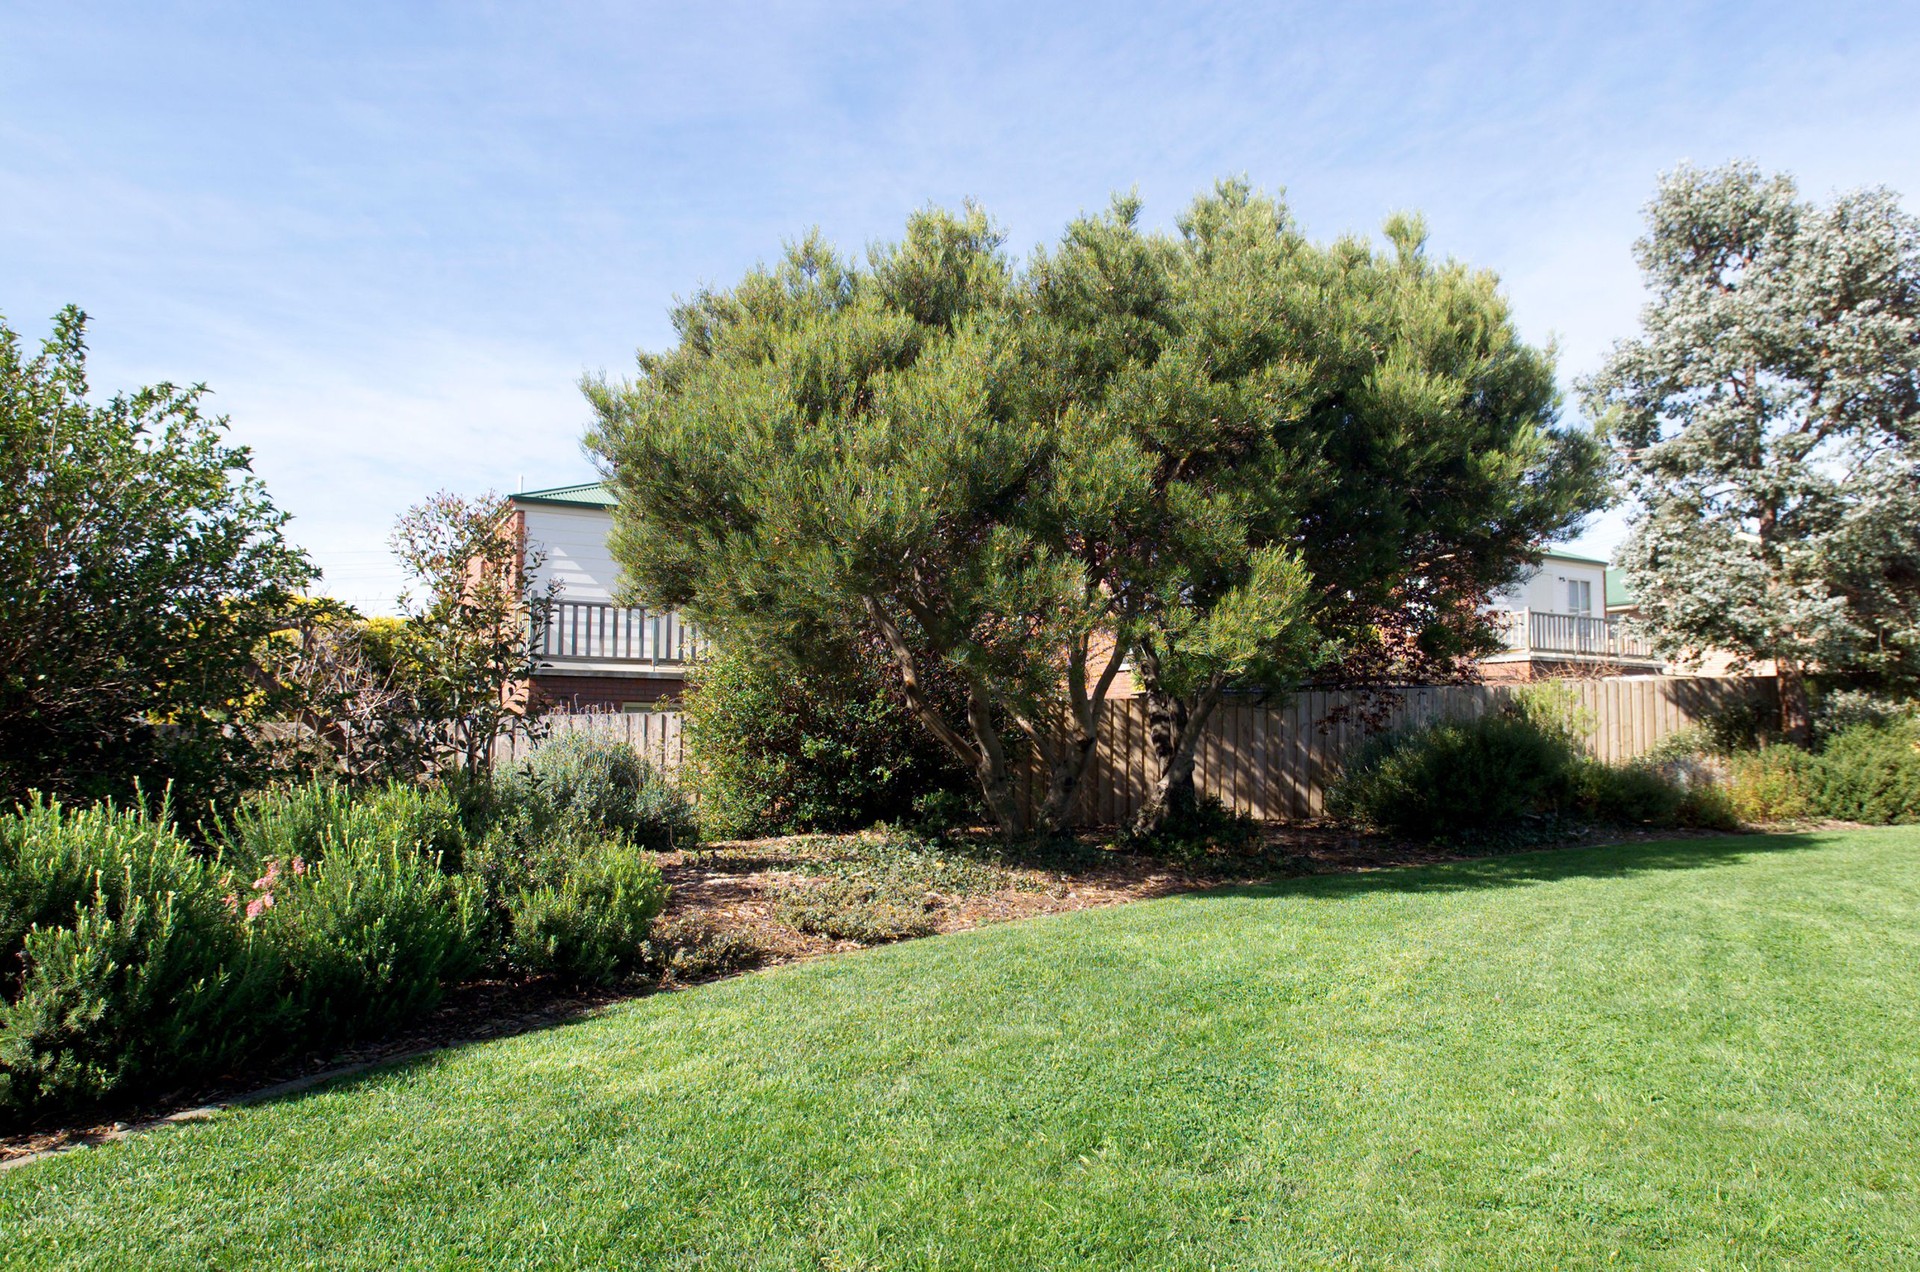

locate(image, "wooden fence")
(504, 675), (1769, 825)
(494, 709), (686, 773)
(1028, 675), (1769, 824)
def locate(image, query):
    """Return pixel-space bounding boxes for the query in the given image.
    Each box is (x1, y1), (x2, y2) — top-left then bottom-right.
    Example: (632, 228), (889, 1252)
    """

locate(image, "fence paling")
(1021, 674), (1768, 826)
(493, 710), (687, 773)
(504, 674), (1766, 827)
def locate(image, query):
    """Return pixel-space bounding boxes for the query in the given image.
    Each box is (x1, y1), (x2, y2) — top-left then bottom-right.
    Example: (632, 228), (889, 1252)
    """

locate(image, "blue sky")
(5, 2), (1918, 610)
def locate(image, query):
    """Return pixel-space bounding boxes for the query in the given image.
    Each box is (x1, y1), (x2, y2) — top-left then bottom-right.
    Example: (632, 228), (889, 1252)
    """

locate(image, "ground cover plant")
(3, 827), (1915, 1267)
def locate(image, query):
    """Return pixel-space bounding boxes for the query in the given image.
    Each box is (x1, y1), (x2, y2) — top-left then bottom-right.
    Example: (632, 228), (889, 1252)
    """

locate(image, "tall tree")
(0, 307), (314, 811)
(1582, 163), (1920, 744)
(587, 210), (1137, 835)
(1028, 184), (1604, 831)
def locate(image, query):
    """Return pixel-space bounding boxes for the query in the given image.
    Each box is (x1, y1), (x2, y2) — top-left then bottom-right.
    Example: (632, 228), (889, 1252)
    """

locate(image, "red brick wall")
(530, 674), (684, 712)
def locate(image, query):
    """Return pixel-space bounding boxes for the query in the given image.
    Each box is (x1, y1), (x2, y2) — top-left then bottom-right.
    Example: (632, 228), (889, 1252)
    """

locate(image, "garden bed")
(0, 819), (1751, 1165)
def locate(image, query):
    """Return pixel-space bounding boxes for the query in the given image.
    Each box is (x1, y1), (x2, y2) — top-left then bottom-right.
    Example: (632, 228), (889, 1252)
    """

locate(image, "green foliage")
(1813, 689), (1916, 742)
(1063, 187), (1600, 831)
(774, 876), (939, 944)
(251, 839), (484, 1047)
(0, 307), (315, 815)
(388, 491), (558, 778)
(520, 730), (697, 850)
(0, 798), (281, 1122)
(1725, 747), (1817, 823)
(221, 781), (466, 876)
(1571, 761), (1685, 826)
(1806, 721), (1920, 825)
(1329, 711), (1583, 838)
(681, 642), (975, 839)
(505, 844), (669, 984)
(1114, 795), (1262, 866)
(1330, 699), (1726, 840)
(1583, 164), (1920, 738)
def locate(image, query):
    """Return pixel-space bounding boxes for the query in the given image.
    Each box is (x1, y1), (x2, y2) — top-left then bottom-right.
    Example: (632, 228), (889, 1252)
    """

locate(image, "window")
(1566, 579), (1592, 615)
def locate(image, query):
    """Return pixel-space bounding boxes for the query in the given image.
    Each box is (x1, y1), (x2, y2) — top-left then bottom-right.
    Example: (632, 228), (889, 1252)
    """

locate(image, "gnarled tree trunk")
(1129, 649), (1228, 835)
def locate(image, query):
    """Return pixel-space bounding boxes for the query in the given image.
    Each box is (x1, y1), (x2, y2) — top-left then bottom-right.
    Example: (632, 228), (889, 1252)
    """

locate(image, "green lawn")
(6, 828), (1919, 1269)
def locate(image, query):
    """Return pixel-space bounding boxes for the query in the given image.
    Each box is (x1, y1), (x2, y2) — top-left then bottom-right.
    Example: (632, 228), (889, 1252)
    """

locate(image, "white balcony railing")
(1489, 609), (1659, 662)
(536, 602), (701, 669)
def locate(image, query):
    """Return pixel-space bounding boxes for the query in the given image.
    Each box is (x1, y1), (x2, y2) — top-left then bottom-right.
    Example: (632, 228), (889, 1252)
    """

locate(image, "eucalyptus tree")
(1582, 163), (1920, 743)
(586, 210), (1141, 835)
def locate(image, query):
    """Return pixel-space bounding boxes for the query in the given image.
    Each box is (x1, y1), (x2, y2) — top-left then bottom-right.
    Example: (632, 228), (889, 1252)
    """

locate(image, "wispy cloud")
(4, 0), (1917, 606)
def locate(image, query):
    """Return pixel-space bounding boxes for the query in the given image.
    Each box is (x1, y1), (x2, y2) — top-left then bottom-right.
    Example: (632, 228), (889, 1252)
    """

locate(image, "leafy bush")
(0, 798), (281, 1122)
(251, 839), (484, 1047)
(505, 843), (669, 984)
(1329, 699), (1725, 839)
(222, 780), (466, 875)
(681, 642), (977, 839)
(1724, 746), (1817, 823)
(1572, 760), (1687, 826)
(519, 730), (696, 850)
(1812, 689), (1916, 743)
(1328, 710), (1583, 837)
(1807, 720), (1920, 824)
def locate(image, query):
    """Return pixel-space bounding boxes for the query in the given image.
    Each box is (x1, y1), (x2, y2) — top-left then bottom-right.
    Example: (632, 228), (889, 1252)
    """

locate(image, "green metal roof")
(1538, 548), (1611, 568)
(510, 481), (617, 509)
(1605, 568), (1636, 609)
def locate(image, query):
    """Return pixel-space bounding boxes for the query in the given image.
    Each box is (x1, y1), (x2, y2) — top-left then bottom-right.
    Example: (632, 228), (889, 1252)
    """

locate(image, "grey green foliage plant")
(519, 729), (697, 851)
(1582, 163), (1920, 743)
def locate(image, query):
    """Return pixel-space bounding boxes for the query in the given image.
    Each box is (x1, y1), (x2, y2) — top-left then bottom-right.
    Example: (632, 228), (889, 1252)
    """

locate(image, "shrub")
(681, 642), (977, 839)
(222, 780), (466, 875)
(1328, 710), (1582, 837)
(1812, 688), (1916, 742)
(506, 843), (669, 984)
(252, 839), (485, 1047)
(1573, 760), (1686, 826)
(518, 730), (696, 850)
(1807, 720), (1920, 824)
(1725, 746), (1816, 823)
(0, 798), (282, 1122)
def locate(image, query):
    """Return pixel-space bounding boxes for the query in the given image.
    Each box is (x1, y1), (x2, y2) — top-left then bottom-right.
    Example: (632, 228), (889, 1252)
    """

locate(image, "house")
(1479, 550), (1665, 681)
(508, 481), (695, 711)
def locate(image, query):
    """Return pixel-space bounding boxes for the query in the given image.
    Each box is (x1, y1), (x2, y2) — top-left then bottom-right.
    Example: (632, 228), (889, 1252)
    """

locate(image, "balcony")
(1487, 609), (1662, 667)
(534, 601), (702, 675)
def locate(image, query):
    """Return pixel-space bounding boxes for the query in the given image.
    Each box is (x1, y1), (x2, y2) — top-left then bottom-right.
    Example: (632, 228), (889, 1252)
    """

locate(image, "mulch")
(0, 820), (1753, 1167)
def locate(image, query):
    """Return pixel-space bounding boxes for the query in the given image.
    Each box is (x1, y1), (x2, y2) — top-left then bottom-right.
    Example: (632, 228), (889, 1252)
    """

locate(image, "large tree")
(587, 211), (1138, 834)
(1582, 163), (1920, 744)
(1027, 184), (1604, 830)
(0, 307), (314, 811)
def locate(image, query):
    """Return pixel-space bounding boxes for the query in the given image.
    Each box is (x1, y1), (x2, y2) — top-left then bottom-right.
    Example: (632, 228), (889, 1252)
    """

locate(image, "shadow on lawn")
(1230, 830), (1844, 902)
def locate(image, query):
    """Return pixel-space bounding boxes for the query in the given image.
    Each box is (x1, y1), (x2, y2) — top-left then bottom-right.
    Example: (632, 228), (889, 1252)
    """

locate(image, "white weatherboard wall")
(519, 504), (622, 603)
(1491, 555), (1607, 616)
